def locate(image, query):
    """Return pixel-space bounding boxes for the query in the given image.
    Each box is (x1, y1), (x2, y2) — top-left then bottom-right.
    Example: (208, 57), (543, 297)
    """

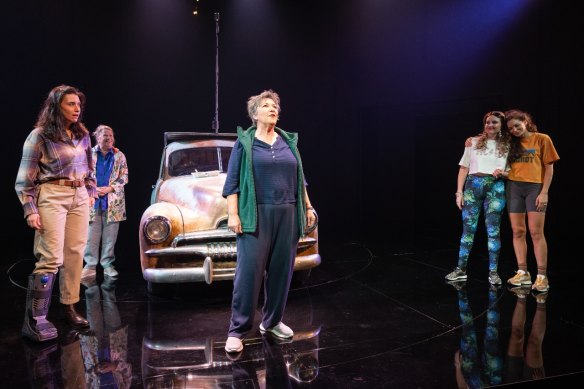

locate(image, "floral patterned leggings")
(458, 175), (506, 272)
(457, 286), (502, 386)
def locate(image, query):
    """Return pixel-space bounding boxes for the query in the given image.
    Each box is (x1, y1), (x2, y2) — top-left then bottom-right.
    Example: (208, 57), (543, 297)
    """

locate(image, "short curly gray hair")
(93, 124), (115, 144)
(247, 90), (281, 126)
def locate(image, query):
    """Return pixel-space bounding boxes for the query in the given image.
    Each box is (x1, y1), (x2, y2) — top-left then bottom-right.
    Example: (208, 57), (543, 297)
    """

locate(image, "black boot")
(22, 273), (58, 342)
(61, 304), (89, 328)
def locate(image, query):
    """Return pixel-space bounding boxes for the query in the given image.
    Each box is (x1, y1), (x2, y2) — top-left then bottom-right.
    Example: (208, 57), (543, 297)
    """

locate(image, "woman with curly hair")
(445, 111), (510, 285)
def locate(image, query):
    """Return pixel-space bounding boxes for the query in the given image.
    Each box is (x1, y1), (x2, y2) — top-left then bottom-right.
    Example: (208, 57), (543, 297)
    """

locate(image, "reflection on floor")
(1, 237), (583, 388)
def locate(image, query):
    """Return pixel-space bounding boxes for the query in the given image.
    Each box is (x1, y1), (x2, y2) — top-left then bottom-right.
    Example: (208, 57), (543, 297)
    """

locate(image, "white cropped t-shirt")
(459, 138), (508, 175)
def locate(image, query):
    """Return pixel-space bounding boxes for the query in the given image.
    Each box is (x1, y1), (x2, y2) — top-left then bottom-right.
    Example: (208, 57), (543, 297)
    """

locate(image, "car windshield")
(169, 146), (232, 177)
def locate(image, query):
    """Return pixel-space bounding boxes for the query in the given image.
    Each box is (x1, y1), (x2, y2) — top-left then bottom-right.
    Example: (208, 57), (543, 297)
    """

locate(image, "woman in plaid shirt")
(15, 85), (97, 342)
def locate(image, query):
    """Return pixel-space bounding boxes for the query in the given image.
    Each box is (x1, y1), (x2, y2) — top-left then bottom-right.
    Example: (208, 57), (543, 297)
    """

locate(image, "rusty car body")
(139, 132), (320, 294)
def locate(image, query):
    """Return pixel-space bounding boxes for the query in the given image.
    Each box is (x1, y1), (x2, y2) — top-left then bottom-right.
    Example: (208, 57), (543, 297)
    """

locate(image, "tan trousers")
(33, 184), (89, 305)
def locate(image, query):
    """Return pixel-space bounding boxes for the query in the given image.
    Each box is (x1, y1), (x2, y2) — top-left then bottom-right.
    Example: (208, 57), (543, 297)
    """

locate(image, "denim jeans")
(84, 208), (119, 270)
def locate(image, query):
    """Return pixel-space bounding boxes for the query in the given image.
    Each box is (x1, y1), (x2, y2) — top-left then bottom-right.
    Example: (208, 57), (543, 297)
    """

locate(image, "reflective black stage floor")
(2, 236), (583, 388)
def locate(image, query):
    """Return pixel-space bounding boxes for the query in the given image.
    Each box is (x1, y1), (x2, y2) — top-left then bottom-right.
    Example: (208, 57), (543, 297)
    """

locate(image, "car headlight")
(143, 216), (171, 244)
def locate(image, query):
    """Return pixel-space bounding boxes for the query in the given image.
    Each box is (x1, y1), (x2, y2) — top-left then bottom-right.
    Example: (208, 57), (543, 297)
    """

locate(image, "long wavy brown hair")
(35, 84), (89, 142)
(505, 109), (539, 162)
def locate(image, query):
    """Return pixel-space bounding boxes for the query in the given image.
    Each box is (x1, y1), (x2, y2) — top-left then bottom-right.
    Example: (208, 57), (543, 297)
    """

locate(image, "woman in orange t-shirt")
(503, 110), (560, 294)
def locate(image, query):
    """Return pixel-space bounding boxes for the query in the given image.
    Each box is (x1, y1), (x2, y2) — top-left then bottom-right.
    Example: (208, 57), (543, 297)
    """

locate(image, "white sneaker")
(259, 322), (294, 339)
(103, 266), (119, 278)
(225, 336), (243, 353)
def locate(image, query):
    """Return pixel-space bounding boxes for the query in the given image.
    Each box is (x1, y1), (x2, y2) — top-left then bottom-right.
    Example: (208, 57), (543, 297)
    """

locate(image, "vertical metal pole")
(212, 12), (220, 133)
(212, 12), (223, 171)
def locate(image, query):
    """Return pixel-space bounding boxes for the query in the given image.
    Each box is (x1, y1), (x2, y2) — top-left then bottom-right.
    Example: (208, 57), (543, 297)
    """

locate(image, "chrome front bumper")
(143, 229), (320, 284)
(143, 254), (321, 285)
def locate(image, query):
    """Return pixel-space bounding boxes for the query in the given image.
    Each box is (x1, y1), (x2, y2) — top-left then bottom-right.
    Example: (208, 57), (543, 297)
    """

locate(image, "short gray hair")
(247, 90), (281, 126)
(93, 124), (115, 144)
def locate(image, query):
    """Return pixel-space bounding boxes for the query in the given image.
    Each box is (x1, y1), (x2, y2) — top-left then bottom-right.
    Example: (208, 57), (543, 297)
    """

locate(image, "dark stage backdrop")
(3, 0), (579, 270)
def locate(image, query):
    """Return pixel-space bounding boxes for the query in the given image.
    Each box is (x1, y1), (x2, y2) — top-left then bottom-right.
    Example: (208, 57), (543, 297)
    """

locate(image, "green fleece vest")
(236, 126), (307, 236)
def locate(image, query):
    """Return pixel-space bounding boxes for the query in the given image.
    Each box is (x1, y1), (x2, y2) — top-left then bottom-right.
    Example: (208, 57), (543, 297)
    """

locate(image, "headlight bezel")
(143, 215), (172, 244)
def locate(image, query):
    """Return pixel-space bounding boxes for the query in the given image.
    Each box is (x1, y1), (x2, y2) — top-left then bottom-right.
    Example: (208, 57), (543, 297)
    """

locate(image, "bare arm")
(304, 190), (316, 226)
(456, 166), (469, 210)
(226, 194), (242, 234)
(536, 163), (554, 211)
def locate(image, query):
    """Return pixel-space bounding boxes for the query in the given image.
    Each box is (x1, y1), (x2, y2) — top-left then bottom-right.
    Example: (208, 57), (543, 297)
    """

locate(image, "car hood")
(158, 174), (227, 215)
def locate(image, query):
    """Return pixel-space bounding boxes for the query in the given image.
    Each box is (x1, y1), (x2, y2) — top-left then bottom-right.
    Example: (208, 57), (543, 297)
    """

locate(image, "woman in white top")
(446, 111), (510, 285)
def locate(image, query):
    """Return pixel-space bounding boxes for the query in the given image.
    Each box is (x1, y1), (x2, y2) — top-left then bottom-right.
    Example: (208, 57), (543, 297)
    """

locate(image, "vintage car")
(139, 132), (321, 294)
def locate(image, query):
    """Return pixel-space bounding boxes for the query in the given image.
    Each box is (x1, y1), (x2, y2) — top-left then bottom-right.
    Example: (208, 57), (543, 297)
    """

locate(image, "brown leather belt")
(46, 179), (84, 188)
